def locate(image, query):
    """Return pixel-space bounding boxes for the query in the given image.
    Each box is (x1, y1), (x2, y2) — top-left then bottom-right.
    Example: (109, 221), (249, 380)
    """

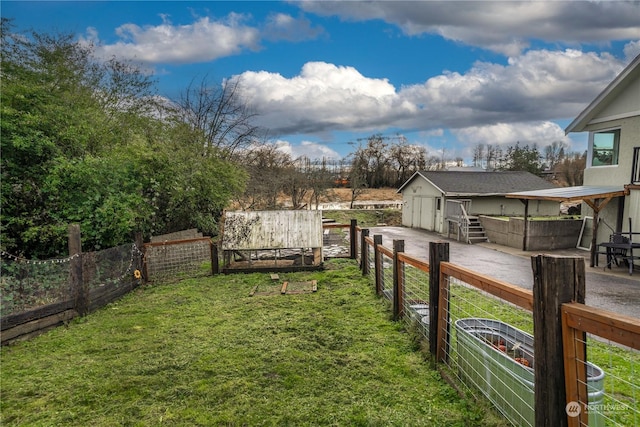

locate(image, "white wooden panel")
(222, 210), (323, 250)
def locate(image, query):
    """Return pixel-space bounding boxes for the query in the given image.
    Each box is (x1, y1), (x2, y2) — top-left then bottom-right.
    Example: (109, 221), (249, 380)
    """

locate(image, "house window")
(591, 129), (620, 166)
(436, 198), (441, 210)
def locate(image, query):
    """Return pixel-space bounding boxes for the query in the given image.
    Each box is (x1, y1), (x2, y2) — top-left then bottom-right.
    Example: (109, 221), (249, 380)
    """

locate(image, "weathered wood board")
(222, 210), (323, 250)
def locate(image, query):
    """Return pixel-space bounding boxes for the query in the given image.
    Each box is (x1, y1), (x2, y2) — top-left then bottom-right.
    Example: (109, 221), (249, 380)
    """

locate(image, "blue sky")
(3, 1), (640, 163)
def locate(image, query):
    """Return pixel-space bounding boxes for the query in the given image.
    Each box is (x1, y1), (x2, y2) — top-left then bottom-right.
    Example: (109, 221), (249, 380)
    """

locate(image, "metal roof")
(397, 170), (557, 196)
(506, 185), (626, 202)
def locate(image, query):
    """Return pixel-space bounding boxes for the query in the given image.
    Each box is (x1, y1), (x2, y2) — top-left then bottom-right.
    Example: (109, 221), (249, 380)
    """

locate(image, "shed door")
(412, 196), (435, 230)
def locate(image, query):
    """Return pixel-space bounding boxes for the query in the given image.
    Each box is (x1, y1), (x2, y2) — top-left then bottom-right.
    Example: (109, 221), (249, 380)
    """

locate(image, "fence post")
(360, 228), (370, 274)
(373, 235), (383, 295)
(68, 224), (87, 316)
(211, 240), (219, 275)
(393, 240), (405, 320)
(429, 241), (449, 359)
(134, 232), (145, 284)
(531, 255), (585, 427)
(350, 219), (358, 260)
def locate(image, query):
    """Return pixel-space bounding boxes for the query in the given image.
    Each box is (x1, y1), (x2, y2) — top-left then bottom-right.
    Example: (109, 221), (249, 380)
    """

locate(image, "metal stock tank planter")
(455, 318), (605, 427)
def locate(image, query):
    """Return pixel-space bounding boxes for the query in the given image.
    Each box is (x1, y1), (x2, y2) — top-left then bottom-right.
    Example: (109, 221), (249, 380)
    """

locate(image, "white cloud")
(452, 121), (571, 147)
(296, 1), (640, 56)
(233, 50), (626, 139)
(399, 49), (625, 128)
(86, 14), (261, 64)
(84, 12), (324, 65)
(233, 61), (413, 133)
(272, 139), (341, 161)
(262, 12), (325, 42)
(624, 40), (640, 62)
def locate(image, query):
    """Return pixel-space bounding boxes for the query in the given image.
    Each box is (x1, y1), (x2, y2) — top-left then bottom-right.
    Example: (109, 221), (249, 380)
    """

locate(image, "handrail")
(459, 204), (471, 243)
(446, 200), (473, 244)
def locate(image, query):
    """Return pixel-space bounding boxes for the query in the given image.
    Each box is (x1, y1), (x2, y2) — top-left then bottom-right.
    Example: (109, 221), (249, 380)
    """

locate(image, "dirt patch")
(321, 188), (401, 203)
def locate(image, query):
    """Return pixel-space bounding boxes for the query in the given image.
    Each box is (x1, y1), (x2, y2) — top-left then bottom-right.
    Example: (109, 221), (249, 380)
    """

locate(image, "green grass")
(322, 209), (402, 227)
(0, 259), (505, 426)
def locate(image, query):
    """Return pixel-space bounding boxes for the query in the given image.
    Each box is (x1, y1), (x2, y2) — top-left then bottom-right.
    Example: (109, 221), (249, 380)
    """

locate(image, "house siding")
(583, 113), (640, 241)
(584, 115), (640, 187)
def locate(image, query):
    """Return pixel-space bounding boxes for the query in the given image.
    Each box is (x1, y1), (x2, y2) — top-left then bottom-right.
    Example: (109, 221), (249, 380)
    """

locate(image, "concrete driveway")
(368, 226), (640, 319)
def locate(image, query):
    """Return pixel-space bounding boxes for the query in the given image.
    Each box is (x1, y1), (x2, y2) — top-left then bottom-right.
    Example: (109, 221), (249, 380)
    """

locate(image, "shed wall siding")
(222, 210), (323, 250)
(401, 178), (441, 230)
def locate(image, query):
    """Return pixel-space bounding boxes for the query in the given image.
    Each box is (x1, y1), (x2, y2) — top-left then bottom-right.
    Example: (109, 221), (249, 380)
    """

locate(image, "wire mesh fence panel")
(442, 276), (536, 427)
(0, 254), (74, 316)
(145, 239), (212, 281)
(365, 242), (375, 282)
(572, 333), (640, 427)
(322, 227), (350, 258)
(356, 229), (362, 264)
(84, 244), (142, 291)
(402, 263), (430, 340)
(380, 252), (394, 301)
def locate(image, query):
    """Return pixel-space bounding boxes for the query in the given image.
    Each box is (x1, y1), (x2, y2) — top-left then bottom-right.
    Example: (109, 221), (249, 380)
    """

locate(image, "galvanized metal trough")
(455, 318), (605, 427)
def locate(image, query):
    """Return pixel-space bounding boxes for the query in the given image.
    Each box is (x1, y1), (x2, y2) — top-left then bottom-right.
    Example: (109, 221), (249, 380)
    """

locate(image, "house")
(398, 170), (559, 242)
(508, 54), (640, 266)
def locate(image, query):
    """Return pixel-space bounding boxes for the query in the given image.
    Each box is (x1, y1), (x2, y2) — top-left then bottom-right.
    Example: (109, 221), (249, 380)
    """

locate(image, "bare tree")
(348, 148), (369, 208)
(544, 141), (567, 170)
(305, 157), (334, 209)
(554, 152), (585, 186)
(389, 138), (427, 186)
(473, 144), (486, 168)
(176, 76), (264, 159)
(236, 145), (292, 210)
(284, 158), (309, 210)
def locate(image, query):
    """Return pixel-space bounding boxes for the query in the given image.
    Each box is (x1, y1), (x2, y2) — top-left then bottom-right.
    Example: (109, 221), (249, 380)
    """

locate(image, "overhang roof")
(565, 54), (640, 134)
(506, 185), (626, 202)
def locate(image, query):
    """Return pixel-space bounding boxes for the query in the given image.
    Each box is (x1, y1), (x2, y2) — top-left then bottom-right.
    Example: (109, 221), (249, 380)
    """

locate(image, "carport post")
(521, 199), (529, 251)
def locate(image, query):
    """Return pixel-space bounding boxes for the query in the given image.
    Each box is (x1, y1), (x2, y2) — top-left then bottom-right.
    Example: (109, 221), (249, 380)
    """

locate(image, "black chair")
(608, 233), (629, 268)
(595, 218), (640, 275)
(622, 217), (640, 275)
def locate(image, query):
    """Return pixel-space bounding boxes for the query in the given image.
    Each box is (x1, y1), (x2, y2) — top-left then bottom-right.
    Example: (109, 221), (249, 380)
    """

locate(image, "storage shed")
(221, 210), (323, 272)
(398, 171), (560, 242)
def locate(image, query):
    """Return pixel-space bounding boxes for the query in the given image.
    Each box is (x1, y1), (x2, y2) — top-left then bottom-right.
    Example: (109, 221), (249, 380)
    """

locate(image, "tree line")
(471, 141), (585, 186)
(0, 21), (585, 258)
(1, 21), (250, 257)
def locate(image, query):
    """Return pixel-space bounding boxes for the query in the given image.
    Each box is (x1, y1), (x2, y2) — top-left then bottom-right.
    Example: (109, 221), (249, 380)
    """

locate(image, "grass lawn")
(0, 259), (505, 426)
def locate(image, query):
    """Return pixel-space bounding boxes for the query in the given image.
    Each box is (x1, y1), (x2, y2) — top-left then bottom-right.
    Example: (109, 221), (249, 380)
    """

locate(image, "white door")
(413, 197), (435, 230)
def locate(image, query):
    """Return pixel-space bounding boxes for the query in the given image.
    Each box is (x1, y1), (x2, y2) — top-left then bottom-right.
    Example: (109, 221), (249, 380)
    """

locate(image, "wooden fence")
(357, 226), (640, 427)
(1, 225), (144, 344)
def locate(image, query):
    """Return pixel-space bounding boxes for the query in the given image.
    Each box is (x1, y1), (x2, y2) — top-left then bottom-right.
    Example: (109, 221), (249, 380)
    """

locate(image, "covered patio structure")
(506, 186), (627, 267)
